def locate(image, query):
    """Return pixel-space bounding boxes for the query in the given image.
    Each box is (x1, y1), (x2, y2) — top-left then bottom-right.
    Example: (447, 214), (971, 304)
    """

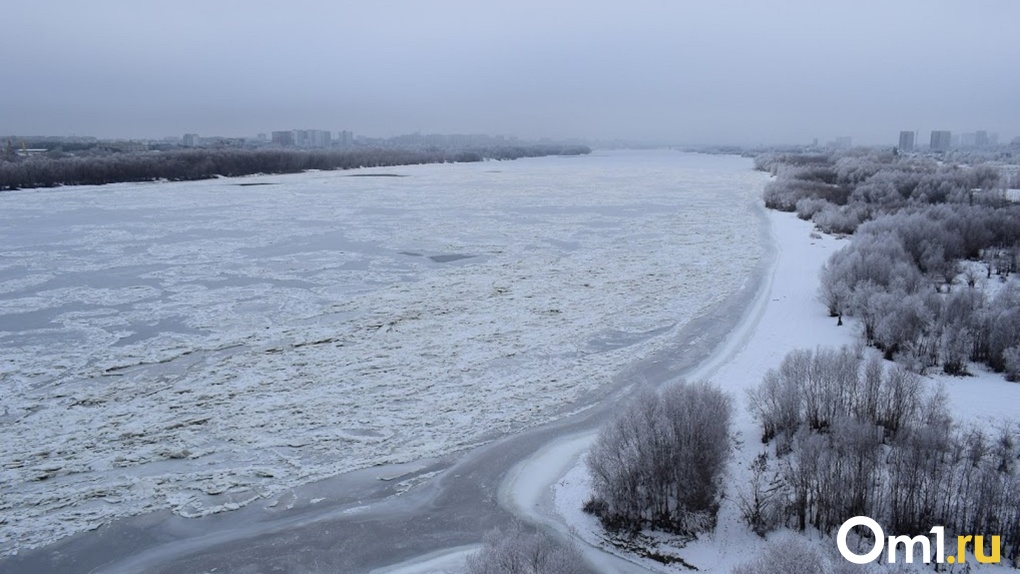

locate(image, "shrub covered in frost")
(585, 380), (732, 535)
(744, 346), (1020, 566)
(465, 520), (589, 574)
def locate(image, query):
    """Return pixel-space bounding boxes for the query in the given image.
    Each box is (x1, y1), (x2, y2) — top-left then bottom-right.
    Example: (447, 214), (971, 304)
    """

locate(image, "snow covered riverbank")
(543, 211), (1020, 573)
(545, 210), (851, 572)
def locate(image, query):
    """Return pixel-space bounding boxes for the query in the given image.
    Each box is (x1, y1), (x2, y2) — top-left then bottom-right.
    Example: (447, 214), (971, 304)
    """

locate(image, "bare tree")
(730, 535), (830, 574)
(465, 521), (590, 574)
(585, 380), (732, 534)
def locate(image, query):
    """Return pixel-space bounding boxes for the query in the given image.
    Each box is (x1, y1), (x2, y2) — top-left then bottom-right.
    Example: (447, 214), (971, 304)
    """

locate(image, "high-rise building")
(182, 133), (200, 147)
(337, 130), (354, 147)
(975, 130), (989, 147)
(930, 130), (952, 152)
(898, 131), (915, 152)
(291, 129), (332, 148)
(271, 131), (295, 146)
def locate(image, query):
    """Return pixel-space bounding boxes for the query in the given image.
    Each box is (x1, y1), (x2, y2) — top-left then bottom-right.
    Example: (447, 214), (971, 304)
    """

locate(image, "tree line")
(743, 346), (1020, 567)
(757, 149), (1007, 235)
(760, 149), (1020, 378)
(584, 381), (732, 536)
(819, 208), (1020, 378)
(0, 145), (590, 191)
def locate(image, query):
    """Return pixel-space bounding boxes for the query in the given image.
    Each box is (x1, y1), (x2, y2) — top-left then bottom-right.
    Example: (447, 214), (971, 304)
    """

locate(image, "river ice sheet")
(0, 151), (767, 554)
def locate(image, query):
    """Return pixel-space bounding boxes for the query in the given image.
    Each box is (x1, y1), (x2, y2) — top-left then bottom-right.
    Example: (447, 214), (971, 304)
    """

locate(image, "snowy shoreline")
(540, 210), (846, 573)
(534, 210), (1020, 573)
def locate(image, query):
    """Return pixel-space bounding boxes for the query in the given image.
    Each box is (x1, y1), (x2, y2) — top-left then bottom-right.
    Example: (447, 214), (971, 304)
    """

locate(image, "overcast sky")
(4, 0), (1018, 145)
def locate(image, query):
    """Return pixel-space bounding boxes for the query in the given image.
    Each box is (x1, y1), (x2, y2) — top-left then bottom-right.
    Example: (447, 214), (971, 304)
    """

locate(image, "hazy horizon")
(4, 0), (1019, 145)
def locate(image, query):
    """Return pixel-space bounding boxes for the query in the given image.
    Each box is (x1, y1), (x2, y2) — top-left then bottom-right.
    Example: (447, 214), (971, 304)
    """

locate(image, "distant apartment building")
(898, 131), (915, 152)
(392, 132), (424, 147)
(337, 130), (354, 147)
(102, 140), (147, 152)
(271, 131), (295, 146)
(202, 136), (245, 148)
(313, 130), (331, 148)
(930, 130), (952, 152)
(182, 133), (200, 147)
(960, 131), (997, 147)
(292, 129), (331, 148)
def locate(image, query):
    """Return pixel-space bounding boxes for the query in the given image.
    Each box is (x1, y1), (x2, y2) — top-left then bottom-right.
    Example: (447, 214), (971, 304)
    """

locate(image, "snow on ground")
(929, 362), (1020, 428)
(550, 211), (1020, 573)
(0, 151), (768, 555)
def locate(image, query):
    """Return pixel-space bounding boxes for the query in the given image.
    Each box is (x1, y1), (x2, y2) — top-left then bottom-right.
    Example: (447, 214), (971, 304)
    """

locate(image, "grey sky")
(4, 0), (1018, 145)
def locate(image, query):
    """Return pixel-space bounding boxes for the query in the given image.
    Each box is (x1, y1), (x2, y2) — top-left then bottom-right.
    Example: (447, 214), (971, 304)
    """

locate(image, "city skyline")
(6, 125), (1018, 150)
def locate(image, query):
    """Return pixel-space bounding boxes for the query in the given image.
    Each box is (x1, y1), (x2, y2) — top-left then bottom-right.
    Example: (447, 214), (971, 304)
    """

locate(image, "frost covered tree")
(1005, 345), (1020, 381)
(819, 263), (850, 322)
(744, 347), (1020, 566)
(465, 521), (590, 574)
(814, 204), (1020, 374)
(730, 536), (830, 574)
(0, 145), (591, 190)
(737, 452), (785, 536)
(585, 381), (732, 535)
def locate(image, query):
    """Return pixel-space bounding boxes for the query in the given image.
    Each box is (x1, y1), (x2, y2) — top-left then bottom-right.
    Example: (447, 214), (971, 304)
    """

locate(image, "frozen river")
(0, 150), (767, 559)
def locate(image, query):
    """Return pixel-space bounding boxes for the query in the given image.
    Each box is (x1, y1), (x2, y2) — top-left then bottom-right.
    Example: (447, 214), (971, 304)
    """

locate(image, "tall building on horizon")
(271, 129), (332, 148)
(930, 130), (952, 152)
(293, 129), (331, 148)
(271, 131), (294, 146)
(898, 131), (915, 152)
